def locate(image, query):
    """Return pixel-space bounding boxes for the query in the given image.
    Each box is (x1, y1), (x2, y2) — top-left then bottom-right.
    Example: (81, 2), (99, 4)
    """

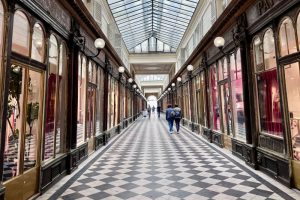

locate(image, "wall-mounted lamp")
(128, 78), (133, 83)
(78, 37), (105, 58)
(177, 77), (182, 82)
(214, 36), (226, 55)
(118, 66), (125, 73)
(187, 64), (194, 72)
(168, 87), (171, 91)
(133, 84), (137, 89)
(171, 83), (175, 87)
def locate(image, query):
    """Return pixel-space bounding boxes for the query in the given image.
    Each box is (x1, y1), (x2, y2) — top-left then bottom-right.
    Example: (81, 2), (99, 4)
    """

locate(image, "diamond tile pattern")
(44, 117), (295, 200)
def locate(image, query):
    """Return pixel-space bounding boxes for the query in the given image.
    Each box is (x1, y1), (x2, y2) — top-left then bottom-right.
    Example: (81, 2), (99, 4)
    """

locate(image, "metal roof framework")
(107, 0), (199, 51)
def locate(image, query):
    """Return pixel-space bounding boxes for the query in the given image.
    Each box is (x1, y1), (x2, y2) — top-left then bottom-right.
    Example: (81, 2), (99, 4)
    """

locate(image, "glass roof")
(107, 0), (200, 51)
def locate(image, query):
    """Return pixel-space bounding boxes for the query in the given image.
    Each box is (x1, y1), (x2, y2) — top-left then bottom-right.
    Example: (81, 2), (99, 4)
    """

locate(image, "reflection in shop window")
(279, 18), (298, 57)
(12, 11), (30, 56)
(31, 23), (45, 62)
(77, 55), (87, 146)
(44, 36), (67, 159)
(210, 64), (220, 131)
(44, 35), (58, 160)
(263, 29), (276, 70)
(253, 37), (264, 71)
(96, 67), (104, 135)
(230, 49), (246, 139)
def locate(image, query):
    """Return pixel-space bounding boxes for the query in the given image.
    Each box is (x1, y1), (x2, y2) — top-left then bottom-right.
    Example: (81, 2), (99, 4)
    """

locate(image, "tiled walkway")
(39, 115), (300, 200)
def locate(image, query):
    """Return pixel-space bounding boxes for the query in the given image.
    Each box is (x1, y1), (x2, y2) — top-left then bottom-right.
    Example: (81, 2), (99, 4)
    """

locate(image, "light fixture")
(171, 83), (175, 87)
(187, 64), (194, 71)
(168, 87), (171, 91)
(128, 78), (133, 83)
(118, 66), (125, 73)
(177, 77), (182, 82)
(214, 36), (225, 48)
(78, 37), (106, 58)
(133, 84), (137, 89)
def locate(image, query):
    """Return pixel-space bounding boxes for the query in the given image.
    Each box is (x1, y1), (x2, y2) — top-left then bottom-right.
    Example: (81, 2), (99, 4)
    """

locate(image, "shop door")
(87, 85), (96, 154)
(4, 64), (44, 200)
(219, 82), (232, 149)
(282, 62), (300, 189)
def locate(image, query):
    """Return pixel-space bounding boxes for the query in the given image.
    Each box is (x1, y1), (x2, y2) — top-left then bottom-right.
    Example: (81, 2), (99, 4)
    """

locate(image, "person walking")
(147, 106), (151, 118)
(166, 104), (175, 134)
(157, 105), (161, 118)
(174, 104), (182, 133)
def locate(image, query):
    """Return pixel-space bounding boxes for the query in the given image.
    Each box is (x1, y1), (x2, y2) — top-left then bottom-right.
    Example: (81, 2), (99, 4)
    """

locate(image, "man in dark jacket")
(165, 104), (175, 134)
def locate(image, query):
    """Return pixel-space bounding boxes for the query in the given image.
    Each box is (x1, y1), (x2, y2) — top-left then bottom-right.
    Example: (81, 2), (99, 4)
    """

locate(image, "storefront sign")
(256, 0), (274, 16)
(36, 0), (71, 30)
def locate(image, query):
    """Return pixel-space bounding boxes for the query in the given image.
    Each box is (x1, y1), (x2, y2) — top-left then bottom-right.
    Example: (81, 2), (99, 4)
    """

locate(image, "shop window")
(44, 36), (67, 160)
(253, 37), (264, 71)
(55, 43), (67, 154)
(96, 67), (104, 135)
(77, 54), (87, 145)
(4, 65), (43, 181)
(210, 64), (220, 131)
(87, 62), (96, 140)
(12, 11), (30, 56)
(31, 23), (45, 62)
(279, 18), (297, 57)
(230, 49), (246, 139)
(196, 72), (208, 127)
(283, 63), (300, 160)
(263, 29), (276, 70)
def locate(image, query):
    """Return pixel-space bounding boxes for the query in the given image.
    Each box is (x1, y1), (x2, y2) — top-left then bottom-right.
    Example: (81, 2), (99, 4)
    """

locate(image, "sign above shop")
(256, 0), (274, 16)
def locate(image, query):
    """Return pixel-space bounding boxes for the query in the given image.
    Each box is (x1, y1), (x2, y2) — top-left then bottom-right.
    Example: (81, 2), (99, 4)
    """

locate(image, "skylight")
(107, 0), (199, 52)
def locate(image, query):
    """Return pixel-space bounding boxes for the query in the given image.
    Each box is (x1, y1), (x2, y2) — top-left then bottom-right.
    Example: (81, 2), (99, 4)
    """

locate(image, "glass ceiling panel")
(107, 0), (200, 51)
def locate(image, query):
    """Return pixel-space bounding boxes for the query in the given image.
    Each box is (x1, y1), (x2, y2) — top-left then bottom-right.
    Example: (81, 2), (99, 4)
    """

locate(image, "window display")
(96, 67), (104, 135)
(253, 30), (283, 137)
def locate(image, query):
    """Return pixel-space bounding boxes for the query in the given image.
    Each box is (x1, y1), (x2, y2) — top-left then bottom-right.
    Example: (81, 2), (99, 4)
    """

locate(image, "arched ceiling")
(107, 0), (200, 51)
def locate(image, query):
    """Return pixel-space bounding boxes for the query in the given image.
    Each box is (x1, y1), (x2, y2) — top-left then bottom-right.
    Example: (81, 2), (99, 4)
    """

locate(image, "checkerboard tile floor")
(41, 117), (299, 200)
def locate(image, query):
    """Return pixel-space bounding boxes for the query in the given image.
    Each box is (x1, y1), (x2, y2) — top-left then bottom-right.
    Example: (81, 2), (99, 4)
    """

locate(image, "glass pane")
(279, 18), (298, 57)
(253, 37), (264, 71)
(3, 65), (25, 181)
(55, 43), (67, 154)
(218, 60), (223, 81)
(297, 13), (300, 50)
(12, 11), (30, 56)
(231, 50), (246, 138)
(87, 87), (96, 139)
(44, 35), (58, 160)
(220, 84), (228, 134)
(257, 69), (282, 136)
(31, 23), (45, 62)
(210, 65), (220, 131)
(114, 80), (119, 126)
(96, 68), (103, 135)
(284, 63), (300, 160)
(24, 70), (42, 172)
(223, 58), (228, 78)
(263, 29), (276, 70)
(77, 55), (86, 146)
